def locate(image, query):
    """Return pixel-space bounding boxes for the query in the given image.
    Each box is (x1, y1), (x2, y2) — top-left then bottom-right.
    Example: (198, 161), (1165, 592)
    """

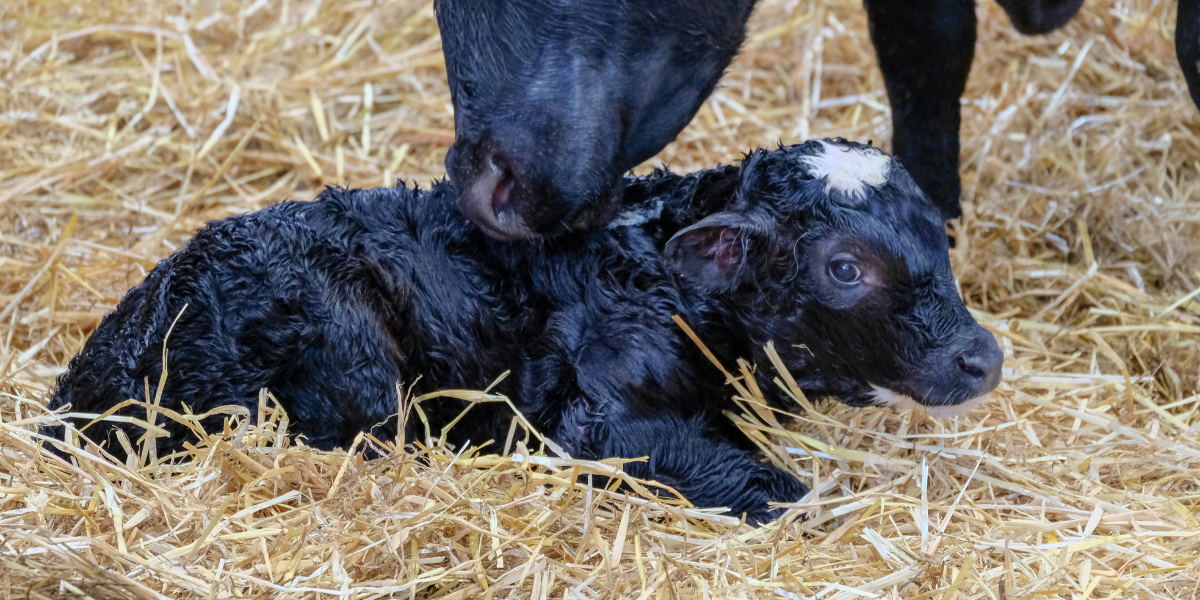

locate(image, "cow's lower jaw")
(868, 384), (989, 418)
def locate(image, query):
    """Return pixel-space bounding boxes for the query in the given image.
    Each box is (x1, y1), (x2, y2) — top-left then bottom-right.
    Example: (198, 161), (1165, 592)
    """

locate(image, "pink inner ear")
(668, 221), (747, 285)
(709, 227), (743, 275)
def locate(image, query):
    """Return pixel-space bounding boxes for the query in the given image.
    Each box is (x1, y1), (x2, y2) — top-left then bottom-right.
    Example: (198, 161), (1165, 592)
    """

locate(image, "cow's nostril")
(491, 171), (513, 207)
(487, 154), (513, 205)
(455, 149), (531, 240)
(956, 354), (986, 379)
(486, 155), (521, 231)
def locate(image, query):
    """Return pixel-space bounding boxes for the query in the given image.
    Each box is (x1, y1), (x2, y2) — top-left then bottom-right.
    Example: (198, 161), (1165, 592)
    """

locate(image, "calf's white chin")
(868, 384), (987, 418)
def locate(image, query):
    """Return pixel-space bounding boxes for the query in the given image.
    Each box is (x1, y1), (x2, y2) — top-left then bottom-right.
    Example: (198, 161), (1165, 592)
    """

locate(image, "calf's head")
(665, 139), (1003, 416)
(435, 0), (756, 240)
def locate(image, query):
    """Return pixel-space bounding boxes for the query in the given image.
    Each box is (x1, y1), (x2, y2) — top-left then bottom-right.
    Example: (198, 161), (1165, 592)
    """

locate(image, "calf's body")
(43, 140), (1002, 522)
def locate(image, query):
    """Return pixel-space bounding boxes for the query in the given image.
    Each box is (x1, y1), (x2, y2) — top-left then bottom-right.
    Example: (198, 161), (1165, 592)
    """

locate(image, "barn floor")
(2, 0), (1200, 598)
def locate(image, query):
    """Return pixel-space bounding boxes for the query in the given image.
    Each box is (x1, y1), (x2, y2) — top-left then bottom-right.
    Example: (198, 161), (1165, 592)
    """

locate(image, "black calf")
(42, 140), (1002, 523)
(435, 0), (1200, 234)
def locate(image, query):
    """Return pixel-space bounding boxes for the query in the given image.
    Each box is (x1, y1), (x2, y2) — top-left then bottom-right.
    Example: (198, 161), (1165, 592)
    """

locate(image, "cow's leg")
(1178, 0), (1200, 112)
(863, 0), (976, 221)
(600, 411), (808, 525)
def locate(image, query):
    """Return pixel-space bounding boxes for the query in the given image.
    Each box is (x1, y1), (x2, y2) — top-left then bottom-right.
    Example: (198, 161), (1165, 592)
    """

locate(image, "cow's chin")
(868, 384), (989, 418)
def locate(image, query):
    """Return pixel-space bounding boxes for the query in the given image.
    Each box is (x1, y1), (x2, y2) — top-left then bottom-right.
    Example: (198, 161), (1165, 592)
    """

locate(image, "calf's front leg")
(600, 411), (808, 525)
(528, 298), (806, 524)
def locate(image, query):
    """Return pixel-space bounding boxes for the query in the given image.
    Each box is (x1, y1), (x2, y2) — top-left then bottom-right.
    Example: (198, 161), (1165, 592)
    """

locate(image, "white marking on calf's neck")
(801, 141), (891, 201)
(608, 198), (665, 228)
(869, 384), (987, 418)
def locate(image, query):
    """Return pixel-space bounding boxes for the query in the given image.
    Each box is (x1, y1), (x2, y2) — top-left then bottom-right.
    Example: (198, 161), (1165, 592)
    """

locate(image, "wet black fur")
(43, 140), (995, 523)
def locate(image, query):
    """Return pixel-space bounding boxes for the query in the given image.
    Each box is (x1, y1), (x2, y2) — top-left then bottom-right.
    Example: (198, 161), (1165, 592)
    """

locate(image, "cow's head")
(993, 0), (1085, 35)
(664, 139), (1003, 415)
(434, 0), (757, 240)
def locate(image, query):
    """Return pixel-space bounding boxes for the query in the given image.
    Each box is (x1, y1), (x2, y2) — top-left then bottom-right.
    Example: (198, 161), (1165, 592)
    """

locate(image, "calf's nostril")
(956, 354), (986, 379)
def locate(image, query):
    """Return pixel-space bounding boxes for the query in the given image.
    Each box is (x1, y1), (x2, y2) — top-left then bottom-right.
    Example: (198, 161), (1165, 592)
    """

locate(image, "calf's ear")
(664, 212), (760, 291)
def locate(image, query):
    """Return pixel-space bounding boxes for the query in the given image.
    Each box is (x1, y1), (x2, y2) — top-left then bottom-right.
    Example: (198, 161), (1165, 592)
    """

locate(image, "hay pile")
(3, 0), (1200, 597)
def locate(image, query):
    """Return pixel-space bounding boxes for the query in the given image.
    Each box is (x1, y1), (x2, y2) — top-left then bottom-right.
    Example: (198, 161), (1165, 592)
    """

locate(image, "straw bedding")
(2, 0), (1200, 597)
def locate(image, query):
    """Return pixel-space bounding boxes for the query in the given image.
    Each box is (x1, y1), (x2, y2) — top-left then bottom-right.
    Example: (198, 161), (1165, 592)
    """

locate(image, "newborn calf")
(42, 139), (1002, 523)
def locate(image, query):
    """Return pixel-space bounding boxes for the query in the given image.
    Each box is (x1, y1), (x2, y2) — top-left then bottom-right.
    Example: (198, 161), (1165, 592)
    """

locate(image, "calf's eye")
(828, 259), (861, 285)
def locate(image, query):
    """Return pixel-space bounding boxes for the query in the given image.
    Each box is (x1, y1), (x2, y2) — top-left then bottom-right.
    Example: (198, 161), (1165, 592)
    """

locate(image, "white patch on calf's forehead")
(868, 384), (988, 418)
(800, 140), (891, 201)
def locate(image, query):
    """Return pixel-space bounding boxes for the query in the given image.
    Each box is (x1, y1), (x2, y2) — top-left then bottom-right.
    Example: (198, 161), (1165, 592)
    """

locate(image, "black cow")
(41, 140), (1002, 523)
(436, 0), (1200, 239)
